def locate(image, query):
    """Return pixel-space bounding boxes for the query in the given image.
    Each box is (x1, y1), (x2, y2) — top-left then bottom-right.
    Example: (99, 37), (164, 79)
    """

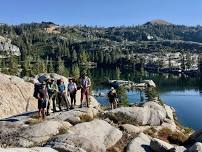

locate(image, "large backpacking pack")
(33, 83), (42, 99)
(57, 79), (61, 86)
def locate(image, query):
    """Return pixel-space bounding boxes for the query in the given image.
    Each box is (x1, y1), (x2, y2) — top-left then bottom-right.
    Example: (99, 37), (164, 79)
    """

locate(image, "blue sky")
(0, 0), (201, 26)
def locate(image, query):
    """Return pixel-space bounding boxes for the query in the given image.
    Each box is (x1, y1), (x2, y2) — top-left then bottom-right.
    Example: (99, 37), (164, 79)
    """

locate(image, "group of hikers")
(33, 72), (120, 119)
(33, 73), (91, 118)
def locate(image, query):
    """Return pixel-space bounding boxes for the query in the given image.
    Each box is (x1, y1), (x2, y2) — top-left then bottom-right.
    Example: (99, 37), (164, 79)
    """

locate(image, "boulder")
(189, 142), (202, 152)
(0, 120), (71, 147)
(0, 147), (58, 152)
(143, 80), (156, 87)
(120, 124), (150, 134)
(0, 73), (100, 122)
(155, 120), (176, 132)
(150, 138), (174, 152)
(0, 73), (37, 119)
(49, 107), (99, 124)
(47, 119), (122, 152)
(0, 111), (39, 126)
(127, 133), (152, 152)
(106, 102), (166, 126)
(164, 104), (174, 120)
(19, 120), (71, 147)
(0, 35), (21, 56)
(143, 102), (165, 115)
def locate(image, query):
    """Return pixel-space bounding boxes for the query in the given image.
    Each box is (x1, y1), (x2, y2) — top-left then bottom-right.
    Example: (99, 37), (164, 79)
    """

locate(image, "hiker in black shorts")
(37, 81), (48, 118)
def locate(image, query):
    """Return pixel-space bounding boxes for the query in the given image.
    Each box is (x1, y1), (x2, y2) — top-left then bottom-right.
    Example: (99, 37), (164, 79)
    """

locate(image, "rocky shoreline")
(0, 100), (201, 152)
(0, 73), (202, 152)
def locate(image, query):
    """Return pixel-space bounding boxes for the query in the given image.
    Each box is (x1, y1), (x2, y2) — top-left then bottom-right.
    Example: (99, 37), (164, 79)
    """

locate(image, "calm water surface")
(90, 68), (202, 130)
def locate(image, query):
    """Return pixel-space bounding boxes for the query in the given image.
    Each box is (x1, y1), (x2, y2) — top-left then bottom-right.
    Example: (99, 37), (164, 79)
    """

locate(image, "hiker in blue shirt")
(57, 78), (69, 111)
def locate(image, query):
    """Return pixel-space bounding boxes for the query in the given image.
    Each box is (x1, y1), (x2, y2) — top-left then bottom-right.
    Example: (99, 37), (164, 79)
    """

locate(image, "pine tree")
(9, 56), (18, 75)
(99, 51), (104, 64)
(31, 58), (46, 75)
(45, 56), (49, 72)
(71, 64), (80, 78)
(145, 87), (158, 101)
(38, 59), (47, 74)
(1, 58), (9, 74)
(79, 50), (89, 64)
(22, 56), (31, 76)
(48, 58), (54, 73)
(116, 86), (128, 106)
(72, 50), (77, 63)
(186, 53), (192, 69)
(65, 47), (70, 60)
(115, 67), (121, 80)
(56, 57), (66, 76)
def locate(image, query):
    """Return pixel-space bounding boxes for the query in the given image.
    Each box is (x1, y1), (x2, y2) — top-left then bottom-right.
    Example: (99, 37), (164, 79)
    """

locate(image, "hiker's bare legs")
(38, 109), (42, 117)
(41, 108), (45, 119)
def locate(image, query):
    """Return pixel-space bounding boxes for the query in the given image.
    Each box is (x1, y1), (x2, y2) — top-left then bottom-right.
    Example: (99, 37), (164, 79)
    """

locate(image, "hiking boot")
(46, 111), (50, 116)
(79, 104), (83, 108)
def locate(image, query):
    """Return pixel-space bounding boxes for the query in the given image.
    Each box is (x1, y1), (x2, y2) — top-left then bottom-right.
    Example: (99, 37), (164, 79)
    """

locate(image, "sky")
(0, 0), (202, 27)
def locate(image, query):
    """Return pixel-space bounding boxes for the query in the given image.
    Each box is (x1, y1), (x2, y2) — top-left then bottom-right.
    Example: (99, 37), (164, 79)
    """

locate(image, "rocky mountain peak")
(144, 19), (172, 25)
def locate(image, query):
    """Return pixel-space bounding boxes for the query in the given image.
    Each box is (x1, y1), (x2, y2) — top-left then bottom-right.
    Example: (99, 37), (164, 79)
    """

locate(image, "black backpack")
(33, 83), (42, 99)
(57, 79), (61, 86)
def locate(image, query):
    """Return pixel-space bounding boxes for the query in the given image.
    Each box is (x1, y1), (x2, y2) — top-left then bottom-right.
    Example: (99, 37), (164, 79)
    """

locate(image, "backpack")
(57, 79), (61, 86)
(33, 83), (42, 99)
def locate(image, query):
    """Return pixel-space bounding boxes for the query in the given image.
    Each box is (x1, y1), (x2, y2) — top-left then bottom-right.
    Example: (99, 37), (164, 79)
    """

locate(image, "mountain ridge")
(144, 19), (172, 25)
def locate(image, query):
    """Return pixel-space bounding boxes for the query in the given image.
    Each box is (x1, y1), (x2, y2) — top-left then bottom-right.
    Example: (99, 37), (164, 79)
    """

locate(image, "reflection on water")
(160, 90), (202, 130)
(89, 67), (202, 130)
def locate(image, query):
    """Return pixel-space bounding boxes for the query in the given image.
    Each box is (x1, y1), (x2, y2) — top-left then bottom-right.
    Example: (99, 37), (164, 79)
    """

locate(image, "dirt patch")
(107, 132), (137, 152)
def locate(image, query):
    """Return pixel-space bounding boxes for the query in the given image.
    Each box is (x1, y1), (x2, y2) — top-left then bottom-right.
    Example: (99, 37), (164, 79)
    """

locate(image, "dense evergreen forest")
(0, 20), (202, 76)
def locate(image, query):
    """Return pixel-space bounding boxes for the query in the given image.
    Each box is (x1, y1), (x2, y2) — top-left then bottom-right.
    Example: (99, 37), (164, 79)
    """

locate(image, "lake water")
(90, 68), (202, 130)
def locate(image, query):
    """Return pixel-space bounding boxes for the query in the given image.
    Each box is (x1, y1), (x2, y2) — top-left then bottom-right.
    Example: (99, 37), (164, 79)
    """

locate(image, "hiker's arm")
(88, 78), (91, 87)
(75, 83), (77, 90)
(47, 84), (51, 90)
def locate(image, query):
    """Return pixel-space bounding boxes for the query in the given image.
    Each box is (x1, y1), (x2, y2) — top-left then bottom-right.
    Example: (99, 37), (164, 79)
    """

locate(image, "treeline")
(0, 22), (202, 76)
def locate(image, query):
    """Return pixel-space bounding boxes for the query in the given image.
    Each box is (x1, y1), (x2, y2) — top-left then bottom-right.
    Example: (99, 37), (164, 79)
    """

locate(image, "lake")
(90, 67), (202, 130)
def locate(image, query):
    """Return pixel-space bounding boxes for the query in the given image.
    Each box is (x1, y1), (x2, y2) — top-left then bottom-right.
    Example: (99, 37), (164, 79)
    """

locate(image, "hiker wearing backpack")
(107, 87), (118, 110)
(68, 77), (77, 109)
(57, 78), (69, 111)
(37, 81), (48, 119)
(46, 78), (58, 115)
(80, 73), (91, 108)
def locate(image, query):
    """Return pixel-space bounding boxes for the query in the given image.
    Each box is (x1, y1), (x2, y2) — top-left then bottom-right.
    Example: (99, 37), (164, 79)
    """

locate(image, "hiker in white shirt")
(68, 78), (77, 109)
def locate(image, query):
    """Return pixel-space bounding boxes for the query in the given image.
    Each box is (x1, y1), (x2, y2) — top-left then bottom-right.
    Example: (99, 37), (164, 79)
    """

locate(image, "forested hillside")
(0, 20), (202, 76)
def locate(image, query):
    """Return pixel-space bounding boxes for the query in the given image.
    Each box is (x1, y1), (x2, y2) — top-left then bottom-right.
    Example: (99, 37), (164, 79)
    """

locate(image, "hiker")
(46, 78), (58, 114)
(57, 78), (69, 111)
(80, 73), (91, 108)
(37, 81), (48, 119)
(68, 77), (77, 109)
(107, 87), (118, 110)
